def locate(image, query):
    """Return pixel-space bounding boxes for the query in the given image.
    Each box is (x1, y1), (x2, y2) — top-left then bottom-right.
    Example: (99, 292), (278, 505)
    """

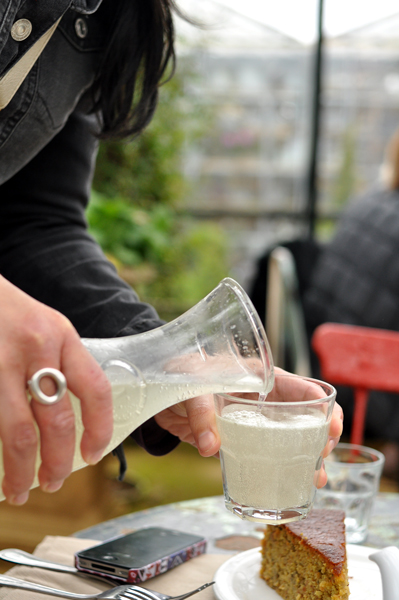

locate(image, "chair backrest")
(312, 323), (399, 391)
(312, 322), (399, 444)
(266, 246), (311, 376)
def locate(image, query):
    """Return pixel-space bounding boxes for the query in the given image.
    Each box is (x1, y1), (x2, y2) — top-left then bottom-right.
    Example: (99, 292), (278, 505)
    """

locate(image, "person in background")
(304, 127), (399, 477)
(0, 0), (343, 506)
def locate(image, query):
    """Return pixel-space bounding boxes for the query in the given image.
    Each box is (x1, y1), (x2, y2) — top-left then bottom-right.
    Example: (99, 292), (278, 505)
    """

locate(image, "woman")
(0, 0), (343, 505)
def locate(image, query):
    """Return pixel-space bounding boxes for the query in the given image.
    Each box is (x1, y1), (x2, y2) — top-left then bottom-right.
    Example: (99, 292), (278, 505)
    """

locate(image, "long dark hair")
(92, 0), (185, 140)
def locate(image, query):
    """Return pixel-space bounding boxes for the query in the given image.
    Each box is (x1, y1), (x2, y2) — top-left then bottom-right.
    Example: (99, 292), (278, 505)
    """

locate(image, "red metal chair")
(312, 323), (399, 446)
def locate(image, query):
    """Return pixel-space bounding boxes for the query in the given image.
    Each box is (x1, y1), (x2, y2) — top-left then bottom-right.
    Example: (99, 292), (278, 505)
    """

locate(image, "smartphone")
(75, 527), (207, 584)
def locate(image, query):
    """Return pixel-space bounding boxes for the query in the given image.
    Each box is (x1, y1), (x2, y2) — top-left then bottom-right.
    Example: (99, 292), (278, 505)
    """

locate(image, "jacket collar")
(0, 0), (103, 77)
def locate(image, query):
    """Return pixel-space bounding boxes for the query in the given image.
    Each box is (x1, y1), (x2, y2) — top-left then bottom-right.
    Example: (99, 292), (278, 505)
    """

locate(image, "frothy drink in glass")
(214, 373), (336, 524)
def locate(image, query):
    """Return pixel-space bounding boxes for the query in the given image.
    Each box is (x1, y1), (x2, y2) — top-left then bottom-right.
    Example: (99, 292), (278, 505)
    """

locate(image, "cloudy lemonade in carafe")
(0, 375), (266, 501)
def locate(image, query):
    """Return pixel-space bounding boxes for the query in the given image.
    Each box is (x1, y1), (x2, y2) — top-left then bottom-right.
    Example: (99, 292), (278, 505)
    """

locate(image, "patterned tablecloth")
(74, 492), (399, 552)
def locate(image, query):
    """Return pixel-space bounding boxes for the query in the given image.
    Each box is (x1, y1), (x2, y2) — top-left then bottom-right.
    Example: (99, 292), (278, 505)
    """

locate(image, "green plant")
(135, 220), (230, 318)
(88, 59), (228, 318)
(87, 192), (229, 319)
(87, 191), (174, 267)
(93, 61), (209, 211)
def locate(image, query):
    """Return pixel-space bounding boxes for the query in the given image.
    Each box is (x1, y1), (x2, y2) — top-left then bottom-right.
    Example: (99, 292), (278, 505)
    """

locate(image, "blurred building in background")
(175, 3), (399, 287)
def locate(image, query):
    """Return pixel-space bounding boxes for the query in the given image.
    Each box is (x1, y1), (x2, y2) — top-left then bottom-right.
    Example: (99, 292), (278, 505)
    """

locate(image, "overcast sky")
(212, 0), (399, 43)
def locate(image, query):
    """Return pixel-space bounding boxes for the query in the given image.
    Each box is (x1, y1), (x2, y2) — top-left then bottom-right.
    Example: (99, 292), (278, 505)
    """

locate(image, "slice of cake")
(260, 509), (349, 600)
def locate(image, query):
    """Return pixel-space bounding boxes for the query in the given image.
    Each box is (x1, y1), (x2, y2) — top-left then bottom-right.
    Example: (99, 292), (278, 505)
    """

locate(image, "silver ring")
(27, 368), (67, 405)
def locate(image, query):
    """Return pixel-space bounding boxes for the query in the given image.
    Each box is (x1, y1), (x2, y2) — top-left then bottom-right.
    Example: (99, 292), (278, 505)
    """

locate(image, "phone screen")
(75, 527), (207, 583)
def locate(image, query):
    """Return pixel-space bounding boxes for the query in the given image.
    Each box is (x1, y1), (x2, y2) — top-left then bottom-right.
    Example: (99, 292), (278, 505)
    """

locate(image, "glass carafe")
(2, 278), (274, 500)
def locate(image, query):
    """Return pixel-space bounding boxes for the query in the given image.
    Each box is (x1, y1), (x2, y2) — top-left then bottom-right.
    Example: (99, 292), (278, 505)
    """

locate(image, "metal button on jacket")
(11, 18), (32, 41)
(74, 17), (88, 39)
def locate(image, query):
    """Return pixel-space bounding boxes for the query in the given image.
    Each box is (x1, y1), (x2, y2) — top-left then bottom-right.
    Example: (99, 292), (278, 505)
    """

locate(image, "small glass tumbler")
(214, 372), (336, 524)
(314, 442), (385, 544)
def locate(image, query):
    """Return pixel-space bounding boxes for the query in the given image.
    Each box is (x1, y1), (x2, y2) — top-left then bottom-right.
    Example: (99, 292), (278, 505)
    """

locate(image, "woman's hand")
(318, 400), (343, 487)
(0, 276), (113, 505)
(154, 395), (220, 457)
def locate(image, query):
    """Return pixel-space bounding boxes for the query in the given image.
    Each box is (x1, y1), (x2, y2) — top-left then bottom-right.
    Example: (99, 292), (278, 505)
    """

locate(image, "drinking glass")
(314, 442), (385, 544)
(214, 372), (336, 524)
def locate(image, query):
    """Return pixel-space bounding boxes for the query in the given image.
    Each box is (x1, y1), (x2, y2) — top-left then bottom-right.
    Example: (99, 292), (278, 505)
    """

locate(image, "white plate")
(213, 544), (382, 600)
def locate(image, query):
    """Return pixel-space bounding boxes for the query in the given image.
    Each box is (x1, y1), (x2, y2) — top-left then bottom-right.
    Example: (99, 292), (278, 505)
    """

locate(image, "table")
(74, 492), (399, 551)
